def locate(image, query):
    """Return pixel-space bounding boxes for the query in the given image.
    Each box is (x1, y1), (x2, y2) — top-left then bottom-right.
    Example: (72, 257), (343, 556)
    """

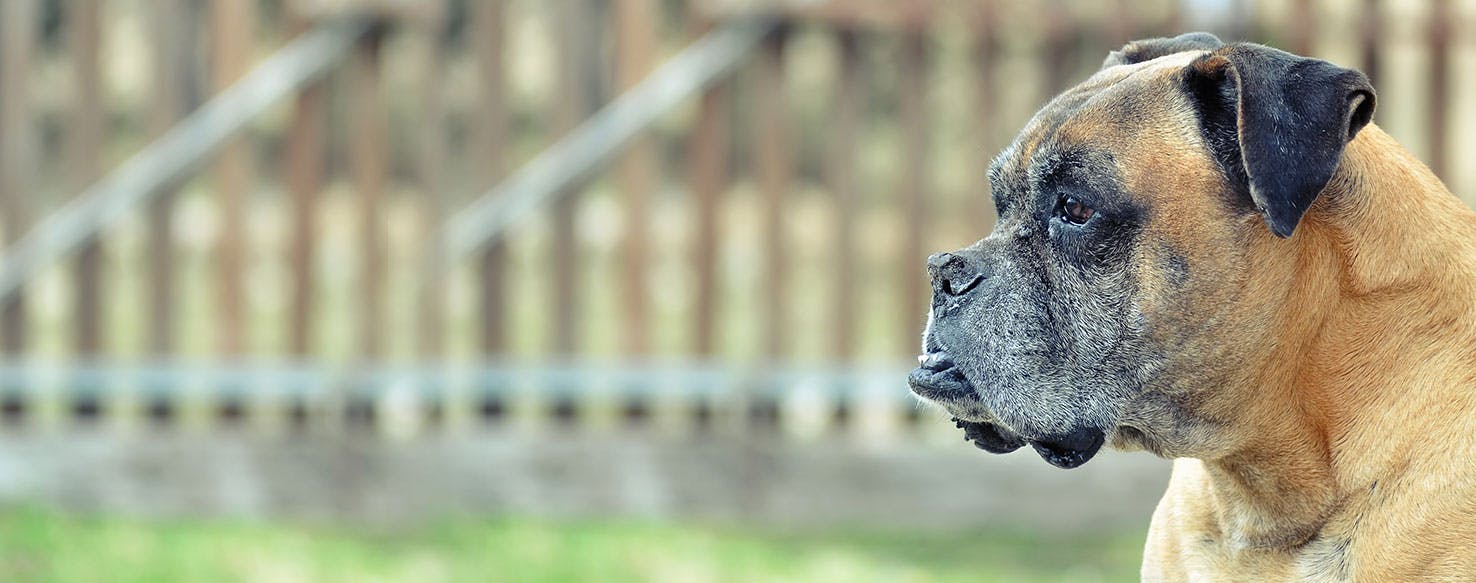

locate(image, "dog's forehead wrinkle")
(999, 74), (1185, 209)
(1025, 146), (1069, 187)
(994, 75), (1118, 189)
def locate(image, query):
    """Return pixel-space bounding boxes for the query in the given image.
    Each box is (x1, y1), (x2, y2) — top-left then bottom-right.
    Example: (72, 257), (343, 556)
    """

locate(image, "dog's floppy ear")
(1186, 45), (1376, 238)
(1102, 32), (1222, 69)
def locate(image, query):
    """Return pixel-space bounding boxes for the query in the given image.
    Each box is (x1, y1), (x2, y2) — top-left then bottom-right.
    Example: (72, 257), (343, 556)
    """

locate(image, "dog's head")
(909, 33), (1375, 468)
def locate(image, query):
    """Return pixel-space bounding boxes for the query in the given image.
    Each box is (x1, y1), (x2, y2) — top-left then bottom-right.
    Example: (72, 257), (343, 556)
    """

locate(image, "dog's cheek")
(1126, 240), (1204, 344)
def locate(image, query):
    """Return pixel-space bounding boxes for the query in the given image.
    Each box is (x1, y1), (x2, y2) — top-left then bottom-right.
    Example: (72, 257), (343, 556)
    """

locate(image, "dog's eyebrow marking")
(1027, 149), (1091, 191)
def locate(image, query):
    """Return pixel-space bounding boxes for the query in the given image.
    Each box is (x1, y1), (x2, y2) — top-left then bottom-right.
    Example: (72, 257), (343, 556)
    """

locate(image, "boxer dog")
(908, 32), (1476, 580)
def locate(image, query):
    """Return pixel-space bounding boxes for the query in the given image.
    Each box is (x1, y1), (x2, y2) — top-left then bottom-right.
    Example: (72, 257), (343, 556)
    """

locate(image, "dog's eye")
(1058, 196), (1095, 225)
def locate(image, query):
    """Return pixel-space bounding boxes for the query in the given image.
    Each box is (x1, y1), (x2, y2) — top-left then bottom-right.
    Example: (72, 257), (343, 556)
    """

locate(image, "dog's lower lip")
(1027, 428), (1107, 469)
(954, 417), (1026, 454)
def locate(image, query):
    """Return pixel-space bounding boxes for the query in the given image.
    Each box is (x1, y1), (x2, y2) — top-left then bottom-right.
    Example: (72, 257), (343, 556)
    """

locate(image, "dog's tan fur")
(1137, 124), (1476, 580)
(1028, 51), (1476, 579)
(927, 37), (1476, 578)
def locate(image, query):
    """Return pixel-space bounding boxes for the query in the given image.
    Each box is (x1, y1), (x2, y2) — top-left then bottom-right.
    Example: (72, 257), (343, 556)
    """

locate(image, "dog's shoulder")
(1147, 439), (1476, 581)
(1334, 435), (1476, 580)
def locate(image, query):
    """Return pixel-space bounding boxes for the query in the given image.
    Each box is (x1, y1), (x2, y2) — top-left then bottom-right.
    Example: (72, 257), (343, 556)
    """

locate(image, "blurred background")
(0, 0), (1471, 581)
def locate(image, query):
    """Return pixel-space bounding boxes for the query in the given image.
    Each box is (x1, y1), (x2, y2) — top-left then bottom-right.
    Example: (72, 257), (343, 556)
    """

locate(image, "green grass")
(0, 508), (1145, 582)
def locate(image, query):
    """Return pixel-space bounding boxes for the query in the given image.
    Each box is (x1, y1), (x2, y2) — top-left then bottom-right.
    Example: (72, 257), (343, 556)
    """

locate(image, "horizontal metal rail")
(0, 360), (913, 401)
(441, 17), (778, 261)
(0, 19), (374, 302)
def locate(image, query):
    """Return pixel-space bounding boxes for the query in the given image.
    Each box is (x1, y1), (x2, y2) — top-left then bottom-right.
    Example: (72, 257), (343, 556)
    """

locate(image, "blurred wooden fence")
(0, 0), (1470, 435)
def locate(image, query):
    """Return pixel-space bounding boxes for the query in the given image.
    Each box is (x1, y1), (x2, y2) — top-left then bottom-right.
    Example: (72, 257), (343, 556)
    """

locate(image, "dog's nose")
(928, 252), (984, 297)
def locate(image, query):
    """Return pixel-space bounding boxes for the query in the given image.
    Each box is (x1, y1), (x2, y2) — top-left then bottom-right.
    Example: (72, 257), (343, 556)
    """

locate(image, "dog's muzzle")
(908, 350), (1023, 456)
(909, 352), (1106, 469)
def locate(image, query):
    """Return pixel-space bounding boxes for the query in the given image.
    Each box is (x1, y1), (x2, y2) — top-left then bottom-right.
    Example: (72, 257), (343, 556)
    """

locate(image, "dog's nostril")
(929, 252), (985, 297)
(951, 274), (983, 296)
(932, 270), (984, 299)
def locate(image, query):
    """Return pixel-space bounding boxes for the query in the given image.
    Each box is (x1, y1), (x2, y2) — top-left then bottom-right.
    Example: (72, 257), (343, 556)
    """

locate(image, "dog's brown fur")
(915, 34), (1476, 579)
(1139, 123), (1476, 580)
(1074, 52), (1476, 580)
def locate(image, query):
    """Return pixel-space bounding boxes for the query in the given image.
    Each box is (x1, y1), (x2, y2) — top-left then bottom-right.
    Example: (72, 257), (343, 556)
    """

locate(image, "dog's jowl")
(909, 32), (1476, 581)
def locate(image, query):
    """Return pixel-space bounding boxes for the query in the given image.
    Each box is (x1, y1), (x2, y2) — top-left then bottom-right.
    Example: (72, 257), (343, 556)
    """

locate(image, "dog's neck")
(1197, 124), (1476, 550)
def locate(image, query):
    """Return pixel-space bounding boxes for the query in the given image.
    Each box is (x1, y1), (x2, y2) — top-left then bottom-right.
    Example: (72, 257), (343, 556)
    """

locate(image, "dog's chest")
(1148, 533), (1351, 582)
(1293, 535), (1353, 582)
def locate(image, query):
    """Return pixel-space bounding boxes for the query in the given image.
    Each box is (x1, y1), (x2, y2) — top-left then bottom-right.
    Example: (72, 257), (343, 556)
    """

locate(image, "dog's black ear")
(1186, 45), (1376, 237)
(1102, 32), (1222, 69)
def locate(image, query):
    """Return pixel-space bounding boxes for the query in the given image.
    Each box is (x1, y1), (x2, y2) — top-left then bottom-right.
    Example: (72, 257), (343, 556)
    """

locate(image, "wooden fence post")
(616, 0), (657, 358)
(282, 8), (329, 433)
(141, 0), (200, 427)
(754, 31), (791, 362)
(286, 12), (325, 359)
(209, 0), (256, 427)
(147, 0), (203, 359)
(67, 0), (104, 362)
(972, 1), (999, 231)
(553, 1), (602, 358)
(0, 0), (37, 356)
(471, 0), (510, 428)
(547, 0), (607, 425)
(211, 0), (255, 358)
(472, 2), (509, 355)
(899, 29), (930, 356)
(828, 30), (861, 362)
(415, 4), (449, 360)
(688, 11), (731, 360)
(349, 32), (387, 362)
(615, 0), (661, 427)
(689, 93), (728, 358)
(66, 0), (105, 423)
